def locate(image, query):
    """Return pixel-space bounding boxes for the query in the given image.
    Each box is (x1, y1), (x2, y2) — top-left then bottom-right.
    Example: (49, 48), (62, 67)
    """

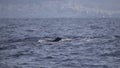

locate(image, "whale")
(38, 37), (73, 43)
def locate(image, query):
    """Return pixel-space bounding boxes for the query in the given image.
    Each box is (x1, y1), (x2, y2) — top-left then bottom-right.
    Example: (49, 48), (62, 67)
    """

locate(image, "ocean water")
(0, 18), (120, 68)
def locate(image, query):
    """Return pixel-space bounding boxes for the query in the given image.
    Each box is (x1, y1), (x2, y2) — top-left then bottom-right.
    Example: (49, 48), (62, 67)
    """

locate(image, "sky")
(0, 0), (120, 18)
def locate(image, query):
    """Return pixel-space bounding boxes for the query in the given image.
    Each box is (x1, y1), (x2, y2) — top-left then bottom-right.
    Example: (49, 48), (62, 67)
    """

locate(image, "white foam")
(38, 39), (46, 43)
(61, 38), (72, 42)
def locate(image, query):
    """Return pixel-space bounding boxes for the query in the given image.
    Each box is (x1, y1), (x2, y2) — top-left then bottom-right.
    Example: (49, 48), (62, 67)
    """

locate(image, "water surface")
(0, 18), (120, 68)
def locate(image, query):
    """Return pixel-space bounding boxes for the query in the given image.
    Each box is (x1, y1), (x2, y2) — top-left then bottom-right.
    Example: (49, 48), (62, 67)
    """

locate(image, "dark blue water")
(0, 18), (120, 68)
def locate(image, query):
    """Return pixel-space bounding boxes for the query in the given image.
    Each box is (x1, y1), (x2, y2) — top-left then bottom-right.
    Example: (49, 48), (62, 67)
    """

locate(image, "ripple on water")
(101, 51), (120, 57)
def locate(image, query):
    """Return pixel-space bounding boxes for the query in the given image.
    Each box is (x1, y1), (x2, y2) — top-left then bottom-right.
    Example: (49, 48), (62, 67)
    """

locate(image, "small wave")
(0, 45), (16, 51)
(1, 37), (41, 44)
(101, 51), (120, 57)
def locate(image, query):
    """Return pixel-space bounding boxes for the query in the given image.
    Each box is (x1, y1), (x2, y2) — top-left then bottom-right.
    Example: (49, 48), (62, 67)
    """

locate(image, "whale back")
(52, 37), (62, 42)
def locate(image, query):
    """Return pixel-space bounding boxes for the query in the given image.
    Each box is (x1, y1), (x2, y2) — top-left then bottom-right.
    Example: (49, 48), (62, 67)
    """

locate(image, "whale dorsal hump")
(52, 37), (62, 42)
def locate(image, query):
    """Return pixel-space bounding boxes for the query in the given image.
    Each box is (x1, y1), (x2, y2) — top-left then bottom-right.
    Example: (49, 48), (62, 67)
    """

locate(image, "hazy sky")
(0, 0), (120, 18)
